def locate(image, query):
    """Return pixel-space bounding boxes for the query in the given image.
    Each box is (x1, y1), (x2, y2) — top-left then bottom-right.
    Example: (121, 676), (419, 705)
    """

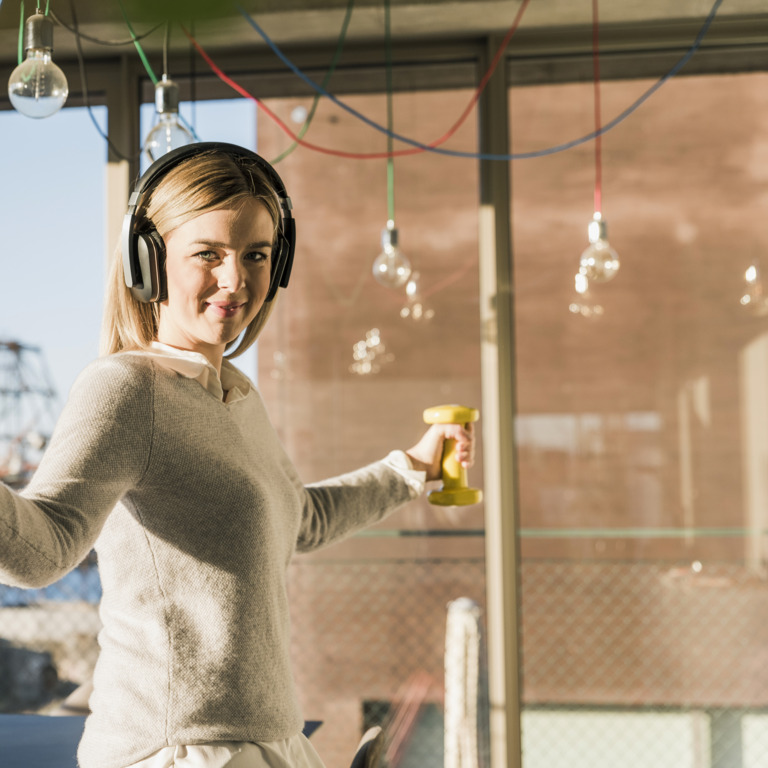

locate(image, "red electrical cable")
(428, 0), (531, 148)
(182, 0), (531, 161)
(592, 0), (603, 215)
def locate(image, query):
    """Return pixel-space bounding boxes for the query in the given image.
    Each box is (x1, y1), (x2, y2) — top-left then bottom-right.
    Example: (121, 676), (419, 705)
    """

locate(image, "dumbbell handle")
(423, 404), (482, 507)
(440, 438), (469, 491)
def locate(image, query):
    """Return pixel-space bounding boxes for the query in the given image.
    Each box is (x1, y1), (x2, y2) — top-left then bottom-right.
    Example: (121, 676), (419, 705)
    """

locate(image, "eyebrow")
(192, 239), (273, 249)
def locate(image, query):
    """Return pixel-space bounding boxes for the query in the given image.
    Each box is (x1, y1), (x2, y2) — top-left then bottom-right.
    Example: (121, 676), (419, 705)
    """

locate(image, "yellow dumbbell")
(423, 404), (482, 506)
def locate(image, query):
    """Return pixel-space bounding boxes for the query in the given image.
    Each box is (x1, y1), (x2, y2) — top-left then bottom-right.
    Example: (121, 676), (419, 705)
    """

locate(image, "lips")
(205, 301), (246, 318)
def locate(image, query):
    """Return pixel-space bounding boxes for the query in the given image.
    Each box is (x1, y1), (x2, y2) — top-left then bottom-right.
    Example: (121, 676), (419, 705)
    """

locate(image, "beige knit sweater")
(0, 352), (418, 768)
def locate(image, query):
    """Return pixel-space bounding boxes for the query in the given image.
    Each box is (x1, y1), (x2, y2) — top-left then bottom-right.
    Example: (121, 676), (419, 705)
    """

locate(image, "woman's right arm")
(0, 356), (152, 588)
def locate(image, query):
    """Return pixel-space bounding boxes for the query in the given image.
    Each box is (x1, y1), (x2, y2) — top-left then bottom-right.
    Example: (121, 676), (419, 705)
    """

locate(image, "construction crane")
(0, 340), (59, 488)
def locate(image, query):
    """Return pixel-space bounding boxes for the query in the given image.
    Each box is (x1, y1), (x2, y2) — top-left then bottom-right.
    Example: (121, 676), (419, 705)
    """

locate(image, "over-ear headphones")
(121, 142), (296, 304)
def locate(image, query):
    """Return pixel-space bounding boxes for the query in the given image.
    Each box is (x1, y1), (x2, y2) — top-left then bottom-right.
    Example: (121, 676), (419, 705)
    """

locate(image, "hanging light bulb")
(372, 220), (412, 289)
(8, 11), (68, 119)
(740, 262), (768, 317)
(568, 272), (604, 319)
(143, 75), (195, 162)
(579, 212), (620, 283)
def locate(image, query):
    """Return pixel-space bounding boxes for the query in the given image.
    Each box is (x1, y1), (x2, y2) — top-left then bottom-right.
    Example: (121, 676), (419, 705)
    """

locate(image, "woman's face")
(156, 198), (274, 368)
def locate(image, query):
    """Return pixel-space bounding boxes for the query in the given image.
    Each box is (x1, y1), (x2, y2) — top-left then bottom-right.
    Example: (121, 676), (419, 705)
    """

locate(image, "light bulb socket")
(24, 11), (54, 53)
(381, 223), (399, 251)
(588, 212), (608, 244)
(155, 76), (180, 115)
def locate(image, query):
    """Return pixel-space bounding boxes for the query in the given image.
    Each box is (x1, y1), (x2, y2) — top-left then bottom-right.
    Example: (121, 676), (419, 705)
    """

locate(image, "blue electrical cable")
(236, 0), (723, 161)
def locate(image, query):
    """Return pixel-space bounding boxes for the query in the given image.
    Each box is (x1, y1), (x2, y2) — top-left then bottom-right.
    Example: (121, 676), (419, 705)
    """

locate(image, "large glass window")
(1, 106), (107, 403)
(0, 105), (107, 709)
(511, 71), (768, 768)
(256, 87), (485, 767)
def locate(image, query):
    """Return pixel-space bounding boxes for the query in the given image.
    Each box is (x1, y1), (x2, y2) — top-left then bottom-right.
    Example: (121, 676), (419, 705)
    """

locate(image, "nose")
(216, 255), (247, 292)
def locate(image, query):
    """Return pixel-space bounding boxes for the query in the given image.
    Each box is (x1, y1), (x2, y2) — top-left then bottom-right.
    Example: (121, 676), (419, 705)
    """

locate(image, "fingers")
(405, 421), (477, 481)
(451, 422), (475, 468)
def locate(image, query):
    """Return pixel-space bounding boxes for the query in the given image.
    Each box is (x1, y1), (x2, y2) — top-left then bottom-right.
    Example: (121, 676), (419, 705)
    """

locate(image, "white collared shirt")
(144, 341), (251, 404)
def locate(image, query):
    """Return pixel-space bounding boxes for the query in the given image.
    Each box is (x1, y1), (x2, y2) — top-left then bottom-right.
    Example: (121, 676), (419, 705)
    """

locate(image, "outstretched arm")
(0, 357), (151, 588)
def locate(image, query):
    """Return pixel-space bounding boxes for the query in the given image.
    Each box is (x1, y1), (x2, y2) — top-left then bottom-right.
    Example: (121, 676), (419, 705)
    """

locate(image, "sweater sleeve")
(295, 450), (425, 553)
(0, 356), (153, 588)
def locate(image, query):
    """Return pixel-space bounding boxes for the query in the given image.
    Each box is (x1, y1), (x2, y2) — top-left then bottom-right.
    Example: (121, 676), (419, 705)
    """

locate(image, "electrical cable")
(186, 26), (509, 160)
(49, 10), (163, 46)
(157, 21), (201, 142)
(116, 0), (158, 84)
(68, 0), (141, 162)
(163, 22), (169, 77)
(17, 0), (24, 66)
(184, 28), (402, 159)
(231, 0), (723, 161)
(270, 0), (355, 164)
(592, 0), (602, 215)
(384, 0), (395, 221)
(189, 19), (197, 134)
(233, 0), (531, 160)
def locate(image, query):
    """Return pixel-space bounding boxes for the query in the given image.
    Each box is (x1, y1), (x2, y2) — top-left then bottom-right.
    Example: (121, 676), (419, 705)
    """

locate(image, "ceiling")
(1, 0), (767, 70)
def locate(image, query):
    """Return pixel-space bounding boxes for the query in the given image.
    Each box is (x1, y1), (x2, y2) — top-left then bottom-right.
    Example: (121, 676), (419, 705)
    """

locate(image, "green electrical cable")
(271, 0), (355, 164)
(384, 0), (395, 222)
(17, 0), (24, 66)
(116, 0), (158, 85)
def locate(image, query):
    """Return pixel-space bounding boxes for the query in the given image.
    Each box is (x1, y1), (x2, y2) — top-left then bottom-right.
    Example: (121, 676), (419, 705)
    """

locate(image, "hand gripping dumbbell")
(423, 404), (482, 506)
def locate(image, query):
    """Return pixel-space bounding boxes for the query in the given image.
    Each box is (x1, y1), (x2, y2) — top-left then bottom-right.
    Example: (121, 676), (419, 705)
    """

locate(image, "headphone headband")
(121, 142), (296, 303)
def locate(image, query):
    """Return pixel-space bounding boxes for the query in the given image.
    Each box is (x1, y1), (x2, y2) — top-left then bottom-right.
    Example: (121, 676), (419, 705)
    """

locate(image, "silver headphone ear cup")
(131, 231), (166, 303)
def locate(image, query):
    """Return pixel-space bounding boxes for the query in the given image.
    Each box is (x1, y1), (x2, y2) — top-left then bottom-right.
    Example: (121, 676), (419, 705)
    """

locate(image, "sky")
(0, 97), (258, 430)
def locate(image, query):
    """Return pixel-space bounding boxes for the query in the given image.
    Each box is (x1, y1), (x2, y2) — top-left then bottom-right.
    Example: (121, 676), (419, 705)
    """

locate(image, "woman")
(0, 144), (475, 768)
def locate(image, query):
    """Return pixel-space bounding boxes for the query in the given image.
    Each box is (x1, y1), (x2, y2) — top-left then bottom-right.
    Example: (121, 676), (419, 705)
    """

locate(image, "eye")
(245, 250), (270, 263)
(194, 250), (218, 263)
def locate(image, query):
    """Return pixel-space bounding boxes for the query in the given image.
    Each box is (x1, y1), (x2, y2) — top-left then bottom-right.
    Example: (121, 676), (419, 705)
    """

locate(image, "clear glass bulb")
(579, 212), (620, 283)
(144, 113), (195, 162)
(8, 13), (68, 119)
(143, 76), (195, 163)
(372, 220), (412, 289)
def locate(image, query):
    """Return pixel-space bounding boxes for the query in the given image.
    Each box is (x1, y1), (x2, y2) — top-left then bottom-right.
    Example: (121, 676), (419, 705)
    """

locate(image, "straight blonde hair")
(101, 149), (283, 359)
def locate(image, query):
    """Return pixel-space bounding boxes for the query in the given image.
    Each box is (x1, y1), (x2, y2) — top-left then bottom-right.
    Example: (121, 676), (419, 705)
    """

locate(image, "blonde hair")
(101, 149), (283, 359)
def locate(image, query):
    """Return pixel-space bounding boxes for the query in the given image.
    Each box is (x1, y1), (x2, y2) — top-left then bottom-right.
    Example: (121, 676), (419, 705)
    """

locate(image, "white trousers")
(125, 735), (326, 768)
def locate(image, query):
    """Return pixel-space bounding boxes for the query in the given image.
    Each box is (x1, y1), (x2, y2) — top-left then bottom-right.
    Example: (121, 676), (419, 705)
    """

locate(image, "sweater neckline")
(134, 342), (253, 404)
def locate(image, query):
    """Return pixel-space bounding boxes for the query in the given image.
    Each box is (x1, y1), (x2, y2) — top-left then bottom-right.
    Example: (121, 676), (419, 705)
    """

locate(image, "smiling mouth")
(206, 302), (246, 318)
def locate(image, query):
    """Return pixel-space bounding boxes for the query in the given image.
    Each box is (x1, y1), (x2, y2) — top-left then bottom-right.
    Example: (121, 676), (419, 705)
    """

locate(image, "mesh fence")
(520, 559), (768, 768)
(4, 550), (768, 768)
(0, 555), (100, 713)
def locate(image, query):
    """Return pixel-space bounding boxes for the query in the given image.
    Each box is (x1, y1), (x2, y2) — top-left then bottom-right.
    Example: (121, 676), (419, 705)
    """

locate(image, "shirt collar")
(140, 342), (252, 404)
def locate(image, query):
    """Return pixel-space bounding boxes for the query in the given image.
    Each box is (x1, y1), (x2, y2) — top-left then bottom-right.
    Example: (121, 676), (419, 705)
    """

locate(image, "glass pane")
(1, 107), (107, 404)
(511, 71), (768, 767)
(256, 88), (485, 768)
(0, 105), (106, 710)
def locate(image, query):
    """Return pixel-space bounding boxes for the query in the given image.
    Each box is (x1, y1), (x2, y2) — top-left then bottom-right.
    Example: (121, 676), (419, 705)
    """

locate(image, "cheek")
(165, 262), (211, 302)
(248, 266), (272, 298)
